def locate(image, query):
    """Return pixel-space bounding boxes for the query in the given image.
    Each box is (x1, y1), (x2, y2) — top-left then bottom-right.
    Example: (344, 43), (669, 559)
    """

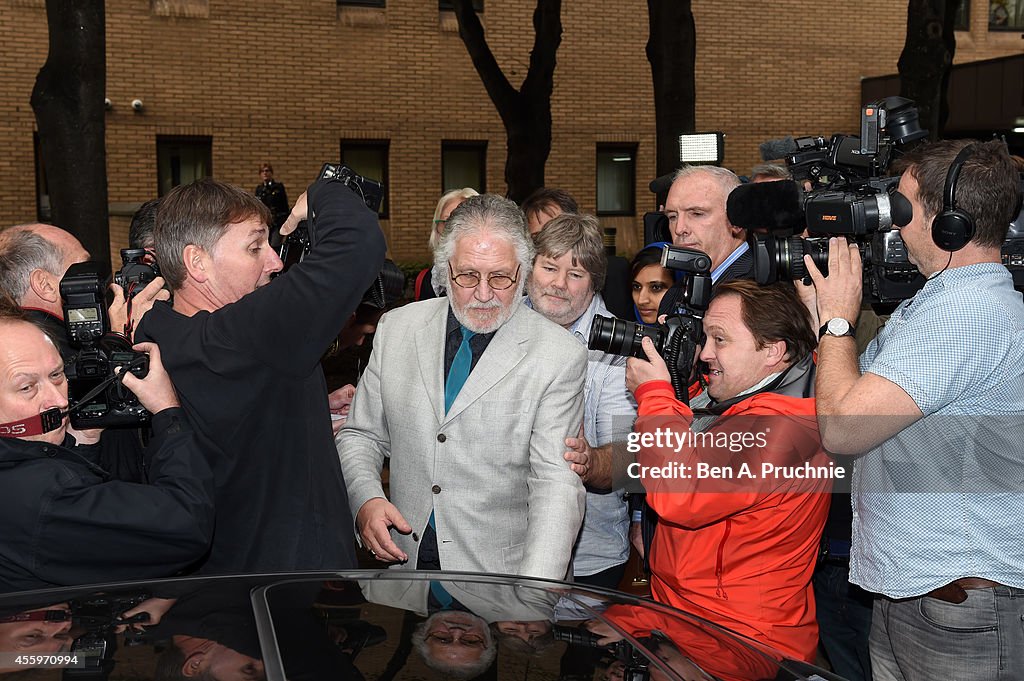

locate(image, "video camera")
(1002, 177), (1024, 290)
(278, 162), (385, 269)
(589, 245), (711, 403)
(734, 96), (930, 308)
(60, 262), (150, 429)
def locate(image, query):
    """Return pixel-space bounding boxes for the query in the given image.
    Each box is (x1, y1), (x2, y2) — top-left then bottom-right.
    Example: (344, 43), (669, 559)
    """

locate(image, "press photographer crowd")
(1, 97), (1023, 681)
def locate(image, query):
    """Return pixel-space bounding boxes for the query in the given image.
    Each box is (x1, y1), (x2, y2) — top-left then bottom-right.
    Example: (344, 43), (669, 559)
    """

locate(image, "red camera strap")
(0, 408), (64, 438)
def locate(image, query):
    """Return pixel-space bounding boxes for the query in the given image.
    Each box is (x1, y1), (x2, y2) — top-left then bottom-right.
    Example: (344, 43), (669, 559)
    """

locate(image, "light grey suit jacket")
(337, 297), (587, 580)
(360, 577), (558, 623)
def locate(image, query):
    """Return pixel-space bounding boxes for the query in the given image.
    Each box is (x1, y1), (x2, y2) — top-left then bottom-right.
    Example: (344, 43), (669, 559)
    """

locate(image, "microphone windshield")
(759, 137), (798, 161)
(649, 172), (676, 195)
(727, 180), (805, 232)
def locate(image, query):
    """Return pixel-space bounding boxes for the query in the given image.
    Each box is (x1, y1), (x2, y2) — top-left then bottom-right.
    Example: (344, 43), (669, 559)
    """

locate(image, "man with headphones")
(803, 139), (1024, 680)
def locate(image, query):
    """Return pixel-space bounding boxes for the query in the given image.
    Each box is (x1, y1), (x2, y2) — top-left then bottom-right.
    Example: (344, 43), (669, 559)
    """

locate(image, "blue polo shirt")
(852, 263), (1024, 597)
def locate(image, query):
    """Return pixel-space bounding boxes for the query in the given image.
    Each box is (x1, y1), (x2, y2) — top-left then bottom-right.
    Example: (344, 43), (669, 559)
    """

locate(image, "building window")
(338, 0), (385, 6)
(341, 140), (390, 218)
(954, 0), (970, 29)
(33, 133), (50, 222)
(157, 136), (212, 197)
(989, 0), (1024, 29)
(442, 141), (487, 193)
(596, 144), (636, 216)
(439, 0), (483, 10)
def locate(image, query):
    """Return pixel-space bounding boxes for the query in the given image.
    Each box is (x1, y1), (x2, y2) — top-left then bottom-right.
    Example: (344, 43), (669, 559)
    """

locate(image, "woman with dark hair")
(629, 242), (676, 324)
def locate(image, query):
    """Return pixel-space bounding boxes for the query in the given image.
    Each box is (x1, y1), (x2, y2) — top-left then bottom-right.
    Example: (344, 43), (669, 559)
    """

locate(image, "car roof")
(0, 570), (846, 681)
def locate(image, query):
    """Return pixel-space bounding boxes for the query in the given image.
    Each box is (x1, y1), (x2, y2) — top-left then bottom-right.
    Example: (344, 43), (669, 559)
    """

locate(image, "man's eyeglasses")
(448, 263), (521, 290)
(425, 631), (488, 649)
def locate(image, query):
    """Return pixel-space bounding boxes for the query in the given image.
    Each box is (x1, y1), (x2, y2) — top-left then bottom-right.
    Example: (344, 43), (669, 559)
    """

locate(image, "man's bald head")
(0, 223), (89, 314)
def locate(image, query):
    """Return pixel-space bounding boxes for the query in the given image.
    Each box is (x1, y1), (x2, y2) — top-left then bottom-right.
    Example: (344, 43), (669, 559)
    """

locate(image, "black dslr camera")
(553, 626), (651, 681)
(63, 593), (151, 681)
(113, 248), (160, 297)
(278, 163), (385, 269)
(589, 246), (712, 403)
(60, 262), (150, 429)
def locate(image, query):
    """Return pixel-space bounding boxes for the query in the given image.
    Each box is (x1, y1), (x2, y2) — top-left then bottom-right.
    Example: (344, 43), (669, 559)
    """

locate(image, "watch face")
(827, 318), (852, 336)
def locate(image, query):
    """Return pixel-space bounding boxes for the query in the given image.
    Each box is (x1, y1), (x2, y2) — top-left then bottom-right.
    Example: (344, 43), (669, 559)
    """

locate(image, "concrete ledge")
(338, 5), (386, 28)
(151, 0), (210, 19)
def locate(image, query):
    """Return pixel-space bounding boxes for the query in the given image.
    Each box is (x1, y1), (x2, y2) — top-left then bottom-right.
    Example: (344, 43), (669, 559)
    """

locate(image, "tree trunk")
(898, 0), (957, 141)
(646, 0), (696, 180)
(452, 0), (561, 204)
(30, 0), (110, 267)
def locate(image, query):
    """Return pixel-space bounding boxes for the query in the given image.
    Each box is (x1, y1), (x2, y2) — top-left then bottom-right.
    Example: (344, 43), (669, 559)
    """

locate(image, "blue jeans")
(870, 586), (1024, 681)
(813, 561), (873, 681)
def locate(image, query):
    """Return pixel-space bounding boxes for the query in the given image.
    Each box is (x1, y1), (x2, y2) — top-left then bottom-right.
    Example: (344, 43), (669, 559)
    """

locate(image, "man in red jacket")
(624, 280), (833, 662)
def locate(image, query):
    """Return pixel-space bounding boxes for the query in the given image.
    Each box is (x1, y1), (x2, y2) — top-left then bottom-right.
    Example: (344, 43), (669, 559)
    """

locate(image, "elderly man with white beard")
(337, 194), (587, 580)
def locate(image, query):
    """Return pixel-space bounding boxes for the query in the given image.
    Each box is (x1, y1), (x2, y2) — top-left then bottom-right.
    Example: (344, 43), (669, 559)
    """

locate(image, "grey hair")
(0, 226), (65, 302)
(750, 163), (792, 180)
(429, 187), (480, 251)
(531, 212), (607, 292)
(432, 194), (534, 297)
(411, 618), (498, 681)
(155, 178), (271, 291)
(673, 164), (741, 195)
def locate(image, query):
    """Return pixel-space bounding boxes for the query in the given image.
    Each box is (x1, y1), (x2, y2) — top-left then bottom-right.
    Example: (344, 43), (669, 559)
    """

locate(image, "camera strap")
(0, 609), (71, 623)
(0, 407), (65, 438)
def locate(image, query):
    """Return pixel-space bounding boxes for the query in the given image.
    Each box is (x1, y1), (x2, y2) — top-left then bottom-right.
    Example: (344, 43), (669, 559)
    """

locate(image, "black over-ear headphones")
(931, 143), (978, 252)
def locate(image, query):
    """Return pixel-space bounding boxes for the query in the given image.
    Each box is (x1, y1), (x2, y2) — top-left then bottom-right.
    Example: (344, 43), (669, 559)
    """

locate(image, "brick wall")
(0, 0), (1019, 264)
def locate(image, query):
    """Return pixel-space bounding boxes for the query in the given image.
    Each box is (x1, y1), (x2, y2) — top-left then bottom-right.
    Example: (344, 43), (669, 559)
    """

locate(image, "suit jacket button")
(432, 485), (441, 494)
(437, 433), (446, 443)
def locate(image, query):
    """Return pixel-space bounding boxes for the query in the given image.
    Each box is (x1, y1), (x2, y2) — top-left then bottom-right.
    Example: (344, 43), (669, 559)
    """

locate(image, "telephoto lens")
(588, 314), (665, 359)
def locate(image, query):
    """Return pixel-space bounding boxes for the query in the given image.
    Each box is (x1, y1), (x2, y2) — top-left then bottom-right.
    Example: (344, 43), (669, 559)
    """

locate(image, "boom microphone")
(759, 137), (798, 161)
(727, 179), (806, 232)
(649, 172), (676, 195)
(759, 135), (829, 161)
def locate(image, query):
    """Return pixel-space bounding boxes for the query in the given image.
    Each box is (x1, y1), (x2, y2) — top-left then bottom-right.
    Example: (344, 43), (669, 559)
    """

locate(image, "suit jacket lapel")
(443, 305), (528, 424)
(414, 301), (449, 425)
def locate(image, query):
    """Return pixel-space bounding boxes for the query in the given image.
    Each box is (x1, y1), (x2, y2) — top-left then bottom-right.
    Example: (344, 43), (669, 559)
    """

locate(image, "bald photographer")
(0, 301), (214, 593)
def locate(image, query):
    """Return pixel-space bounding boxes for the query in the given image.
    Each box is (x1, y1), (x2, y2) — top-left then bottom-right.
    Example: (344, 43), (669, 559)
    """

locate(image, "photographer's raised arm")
(804, 240), (922, 455)
(229, 178), (386, 376)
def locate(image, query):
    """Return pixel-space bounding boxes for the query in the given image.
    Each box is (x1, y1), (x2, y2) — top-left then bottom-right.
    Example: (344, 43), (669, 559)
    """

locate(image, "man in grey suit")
(337, 194), (587, 580)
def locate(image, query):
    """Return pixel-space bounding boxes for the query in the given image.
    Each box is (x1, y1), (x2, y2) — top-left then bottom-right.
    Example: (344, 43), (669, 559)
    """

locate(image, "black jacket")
(0, 408), (214, 593)
(136, 178), (386, 574)
(255, 179), (290, 229)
